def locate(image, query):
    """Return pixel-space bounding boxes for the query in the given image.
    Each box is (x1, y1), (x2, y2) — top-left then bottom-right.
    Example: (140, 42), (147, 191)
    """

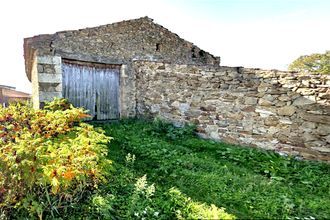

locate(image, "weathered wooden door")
(62, 61), (120, 120)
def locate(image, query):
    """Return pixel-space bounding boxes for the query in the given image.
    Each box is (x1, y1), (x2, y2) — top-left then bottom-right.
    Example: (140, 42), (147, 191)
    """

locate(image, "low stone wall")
(134, 61), (330, 161)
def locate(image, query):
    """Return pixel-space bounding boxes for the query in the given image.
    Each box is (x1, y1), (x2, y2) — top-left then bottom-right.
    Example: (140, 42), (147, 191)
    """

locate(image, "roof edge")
(23, 16), (220, 81)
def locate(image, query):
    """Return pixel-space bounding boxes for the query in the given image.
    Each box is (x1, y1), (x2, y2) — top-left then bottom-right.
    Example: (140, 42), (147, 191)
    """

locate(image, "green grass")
(96, 119), (330, 219)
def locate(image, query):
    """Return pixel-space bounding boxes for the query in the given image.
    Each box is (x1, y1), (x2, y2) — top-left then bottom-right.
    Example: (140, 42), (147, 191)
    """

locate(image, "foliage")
(289, 51), (330, 74)
(98, 119), (330, 219)
(168, 187), (234, 219)
(2, 108), (329, 219)
(151, 117), (196, 141)
(43, 97), (72, 111)
(78, 151), (234, 220)
(0, 99), (111, 218)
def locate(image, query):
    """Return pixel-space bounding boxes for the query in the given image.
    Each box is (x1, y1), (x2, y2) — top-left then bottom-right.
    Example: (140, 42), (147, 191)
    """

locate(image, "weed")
(99, 119), (330, 219)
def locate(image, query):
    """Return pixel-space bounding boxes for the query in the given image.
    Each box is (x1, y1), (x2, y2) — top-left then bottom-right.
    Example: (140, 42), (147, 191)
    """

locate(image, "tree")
(288, 51), (330, 74)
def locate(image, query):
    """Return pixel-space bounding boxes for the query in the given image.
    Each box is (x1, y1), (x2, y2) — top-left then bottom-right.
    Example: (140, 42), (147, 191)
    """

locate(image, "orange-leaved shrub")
(0, 99), (111, 218)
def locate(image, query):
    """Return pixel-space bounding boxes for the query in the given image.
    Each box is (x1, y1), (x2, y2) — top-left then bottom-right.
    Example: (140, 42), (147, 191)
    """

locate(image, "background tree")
(288, 51), (330, 74)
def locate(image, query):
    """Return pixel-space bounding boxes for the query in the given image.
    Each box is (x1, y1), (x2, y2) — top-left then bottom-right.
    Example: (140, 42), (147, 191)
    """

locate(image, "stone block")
(255, 108), (275, 117)
(242, 106), (255, 112)
(293, 96), (316, 106)
(239, 136), (255, 144)
(200, 105), (216, 111)
(39, 91), (62, 102)
(258, 98), (273, 106)
(326, 135), (330, 143)
(278, 94), (290, 101)
(37, 64), (44, 72)
(277, 106), (296, 116)
(54, 65), (62, 74)
(205, 125), (220, 140)
(186, 110), (201, 118)
(228, 113), (243, 120)
(227, 71), (239, 78)
(214, 71), (226, 76)
(263, 94), (275, 102)
(300, 113), (330, 124)
(264, 116), (279, 126)
(244, 97), (258, 105)
(171, 101), (180, 108)
(257, 83), (268, 93)
(275, 101), (286, 107)
(38, 73), (62, 83)
(316, 124), (330, 136)
(220, 84), (229, 89)
(39, 82), (61, 92)
(150, 104), (160, 113)
(303, 133), (318, 142)
(269, 126), (280, 134)
(279, 118), (293, 125)
(296, 88), (315, 96)
(301, 121), (317, 130)
(37, 56), (61, 65)
(179, 103), (190, 114)
(311, 147), (330, 153)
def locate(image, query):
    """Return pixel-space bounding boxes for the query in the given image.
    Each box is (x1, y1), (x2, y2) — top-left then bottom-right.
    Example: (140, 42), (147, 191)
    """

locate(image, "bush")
(0, 99), (111, 218)
(84, 153), (235, 220)
(167, 187), (235, 219)
(99, 119), (330, 219)
(150, 118), (196, 141)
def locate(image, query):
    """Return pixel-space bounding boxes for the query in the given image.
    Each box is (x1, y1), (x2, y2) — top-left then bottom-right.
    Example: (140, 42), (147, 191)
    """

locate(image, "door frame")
(61, 58), (121, 120)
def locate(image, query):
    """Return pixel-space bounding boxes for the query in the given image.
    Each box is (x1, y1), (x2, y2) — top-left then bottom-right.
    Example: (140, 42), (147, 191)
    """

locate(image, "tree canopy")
(288, 51), (330, 74)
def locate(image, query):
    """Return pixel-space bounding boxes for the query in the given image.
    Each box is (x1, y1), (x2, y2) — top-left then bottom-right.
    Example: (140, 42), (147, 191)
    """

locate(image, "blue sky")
(0, 0), (329, 92)
(175, 0), (330, 21)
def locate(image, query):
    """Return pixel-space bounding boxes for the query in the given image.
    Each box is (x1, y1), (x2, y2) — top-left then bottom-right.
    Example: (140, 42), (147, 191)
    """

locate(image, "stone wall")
(134, 61), (330, 161)
(24, 17), (219, 81)
(23, 17), (330, 161)
(25, 17), (220, 115)
(34, 56), (63, 106)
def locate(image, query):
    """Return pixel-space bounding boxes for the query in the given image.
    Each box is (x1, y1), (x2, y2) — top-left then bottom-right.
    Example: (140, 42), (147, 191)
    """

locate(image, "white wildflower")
(135, 175), (147, 192)
(146, 183), (155, 197)
(125, 153), (136, 164)
(154, 211), (160, 217)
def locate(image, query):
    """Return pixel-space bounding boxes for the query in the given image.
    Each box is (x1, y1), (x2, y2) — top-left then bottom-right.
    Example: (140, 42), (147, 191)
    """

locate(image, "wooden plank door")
(62, 62), (120, 120)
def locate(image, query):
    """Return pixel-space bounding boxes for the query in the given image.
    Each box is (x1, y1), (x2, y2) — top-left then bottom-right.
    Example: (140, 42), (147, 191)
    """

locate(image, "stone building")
(0, 85), (30, 107)
(24, 16), (219, 119)
(24, 17), (330, 160)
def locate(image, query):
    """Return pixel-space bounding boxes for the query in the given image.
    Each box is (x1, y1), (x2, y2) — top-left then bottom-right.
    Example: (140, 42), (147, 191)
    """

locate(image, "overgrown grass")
(97, 119), (330, 219)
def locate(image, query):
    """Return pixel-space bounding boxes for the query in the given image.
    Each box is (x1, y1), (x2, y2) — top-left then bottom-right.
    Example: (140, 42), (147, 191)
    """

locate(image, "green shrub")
(0, 99), (111, 218)
(84, 153), (235, 220)
(150, 118), (196, 141)
(168, 187), (235, 219)
(100, 119), (330, 219)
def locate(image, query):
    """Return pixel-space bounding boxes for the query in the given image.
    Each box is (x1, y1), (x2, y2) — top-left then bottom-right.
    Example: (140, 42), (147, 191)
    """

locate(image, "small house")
(0, 85), (30, 107)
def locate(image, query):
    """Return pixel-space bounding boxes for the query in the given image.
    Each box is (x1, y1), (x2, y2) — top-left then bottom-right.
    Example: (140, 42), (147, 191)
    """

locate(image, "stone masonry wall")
(25, 17), (219, 82)
(34, 56), (63, 106)
(25, 17), (220, 115)
(134, 61), (330, 161)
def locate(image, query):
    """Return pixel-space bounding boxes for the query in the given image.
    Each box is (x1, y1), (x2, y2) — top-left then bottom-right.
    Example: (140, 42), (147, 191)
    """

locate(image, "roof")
(24, 17), (220, 81)
(0, 84), (16, 90)
(0, 86), (30, 100)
